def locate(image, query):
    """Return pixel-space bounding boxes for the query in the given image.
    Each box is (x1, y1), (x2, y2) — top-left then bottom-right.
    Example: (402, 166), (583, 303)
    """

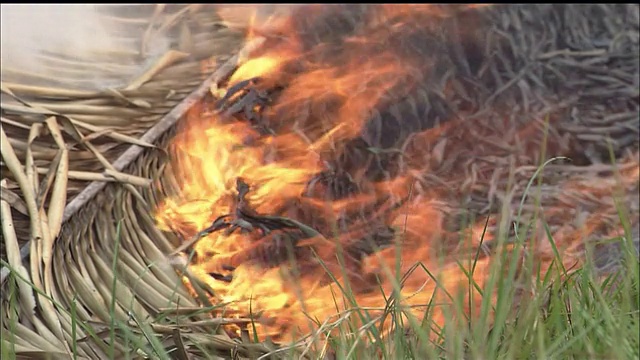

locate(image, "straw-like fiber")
(2, 32), (271, 358)
(0, 5), (253, 358)
(1, 4), (244, 259)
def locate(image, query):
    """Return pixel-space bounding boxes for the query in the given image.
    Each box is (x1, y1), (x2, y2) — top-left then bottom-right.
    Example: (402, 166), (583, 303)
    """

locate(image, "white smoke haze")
(0, 4), (172, 90)
(0, 4), (306, 91)
(216, 4), (299, 32)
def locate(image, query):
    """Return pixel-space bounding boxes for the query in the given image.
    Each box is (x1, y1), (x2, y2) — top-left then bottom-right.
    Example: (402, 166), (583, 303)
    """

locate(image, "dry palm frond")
(0, 5), (243, 258)
(0, 5), (253, 358)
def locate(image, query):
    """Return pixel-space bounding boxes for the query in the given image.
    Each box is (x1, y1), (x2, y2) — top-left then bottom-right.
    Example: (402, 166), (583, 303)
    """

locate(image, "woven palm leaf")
(0, 4), (243, 256)
(0, 4), (258, 358)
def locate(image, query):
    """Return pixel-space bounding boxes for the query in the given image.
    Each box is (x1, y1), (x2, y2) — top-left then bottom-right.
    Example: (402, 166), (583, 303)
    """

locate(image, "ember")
(155, 4), (639, 342)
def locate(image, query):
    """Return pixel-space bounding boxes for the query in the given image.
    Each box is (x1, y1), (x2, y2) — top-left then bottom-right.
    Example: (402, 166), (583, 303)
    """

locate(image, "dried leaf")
(125, 50), (191, 91)
(0, 185), (29, 216)
(26, 123), (44, 194)
(1, 81), (98, 98)
(80, 129), (115, 143)
(71, 119), (157, 149)
(103, 169), (151, 187)
(15, 350), (69, 360)
(44, 117), (68, 239)
(1, 116), (31, 130)
(0, 126), (42, 243)
(55, 116), (87, 145)
(0, 179), (37, 315)
(0, 127), (65, 341)
(104, 88), (152, 108)
(172, 328), (193, 360)
(1, 82), (18, 97)
(36, 151), (62, 209)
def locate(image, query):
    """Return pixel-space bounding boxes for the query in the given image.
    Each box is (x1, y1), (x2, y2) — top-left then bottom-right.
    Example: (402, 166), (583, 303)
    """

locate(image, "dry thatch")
(0, 4), (243, 259)
(1, 4), (639, 359)
(0, 4), (248, 358)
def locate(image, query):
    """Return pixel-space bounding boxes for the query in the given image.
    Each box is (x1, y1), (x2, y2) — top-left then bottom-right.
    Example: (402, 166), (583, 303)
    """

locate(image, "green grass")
(2, 207), (637, 360)
(1, 157), (638, 360)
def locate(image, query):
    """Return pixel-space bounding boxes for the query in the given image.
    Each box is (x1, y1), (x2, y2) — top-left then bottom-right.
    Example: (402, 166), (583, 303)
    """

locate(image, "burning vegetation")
(154, 5), (639, 342)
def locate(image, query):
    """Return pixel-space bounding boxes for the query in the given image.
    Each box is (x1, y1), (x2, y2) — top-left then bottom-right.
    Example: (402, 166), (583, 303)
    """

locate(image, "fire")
(155, 111), (321, 236)
(155, 4), (637, 343)
(228, 56), (279, 84)
(154, 4), (497, 341)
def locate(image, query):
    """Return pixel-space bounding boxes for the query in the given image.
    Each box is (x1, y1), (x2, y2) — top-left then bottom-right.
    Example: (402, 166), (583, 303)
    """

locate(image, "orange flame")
(154, 4), (633, 343)
(155, 4), (499, 342)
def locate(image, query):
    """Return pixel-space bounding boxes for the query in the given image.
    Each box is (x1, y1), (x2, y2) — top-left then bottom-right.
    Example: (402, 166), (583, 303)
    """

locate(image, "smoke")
(216, 5), (301, 32)
(0, 4), (171, 90)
